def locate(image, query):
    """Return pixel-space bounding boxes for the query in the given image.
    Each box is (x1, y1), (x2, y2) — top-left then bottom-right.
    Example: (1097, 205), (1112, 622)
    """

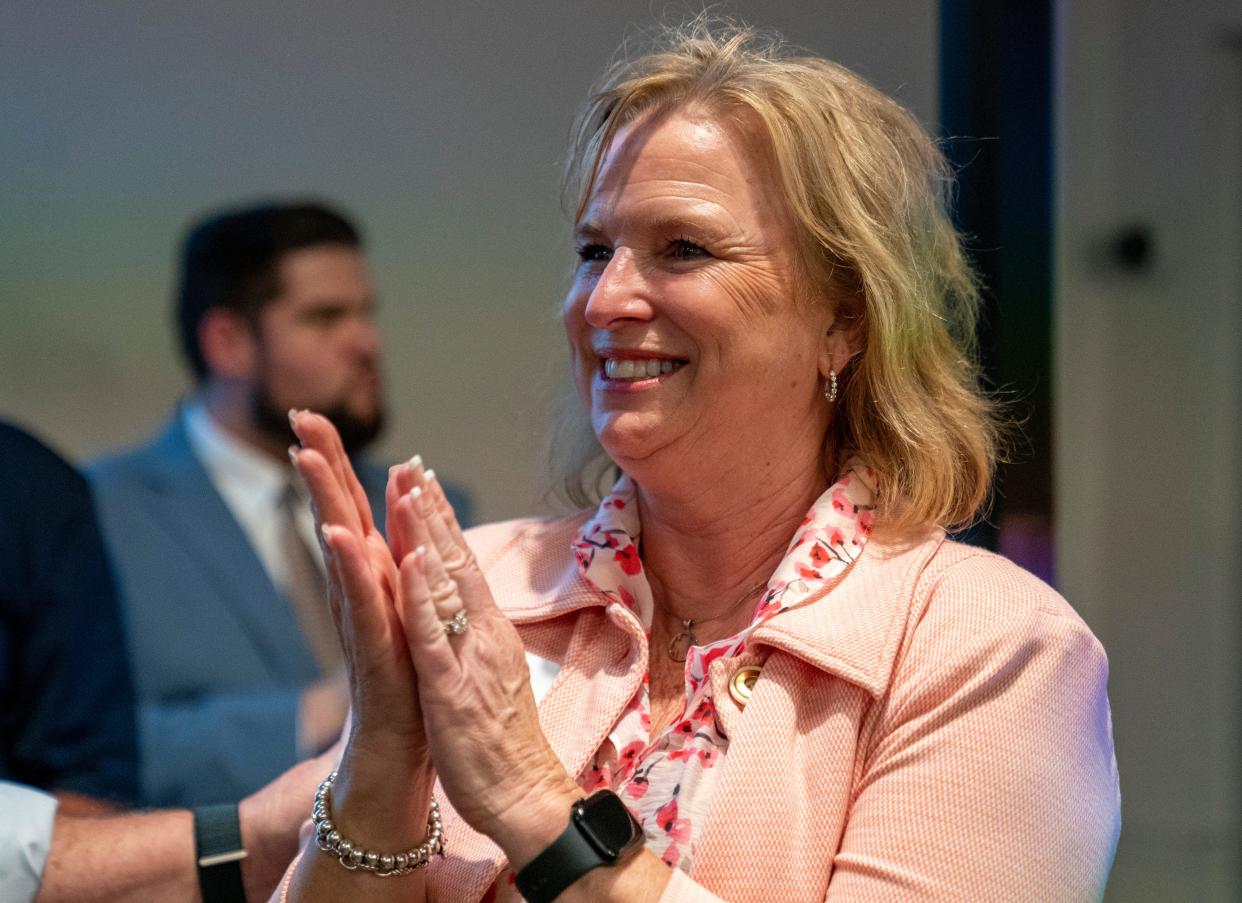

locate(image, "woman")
(280, 22), (1119, 903)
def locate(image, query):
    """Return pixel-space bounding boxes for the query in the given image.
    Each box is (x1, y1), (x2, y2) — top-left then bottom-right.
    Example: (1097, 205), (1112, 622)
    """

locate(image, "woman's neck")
(635, 450), (829, 625)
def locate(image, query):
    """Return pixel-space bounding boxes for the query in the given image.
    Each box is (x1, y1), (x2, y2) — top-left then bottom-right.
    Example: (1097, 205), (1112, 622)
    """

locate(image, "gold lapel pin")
(728, 666), (762, 708)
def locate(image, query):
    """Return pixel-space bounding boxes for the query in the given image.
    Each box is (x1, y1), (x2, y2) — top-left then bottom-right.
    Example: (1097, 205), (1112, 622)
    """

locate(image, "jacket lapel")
(749, 531), (944, 695)
(695, 652), (872, 900)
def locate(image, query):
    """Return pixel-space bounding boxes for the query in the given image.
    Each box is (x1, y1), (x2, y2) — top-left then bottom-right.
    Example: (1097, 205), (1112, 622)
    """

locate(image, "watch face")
(573, 791), (641, 860)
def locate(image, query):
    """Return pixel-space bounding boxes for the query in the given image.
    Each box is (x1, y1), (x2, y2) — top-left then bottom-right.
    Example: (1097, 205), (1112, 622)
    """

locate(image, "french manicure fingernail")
(414, 544), (426, 556)
(288, 408), (299, 428)
(424, 468), (436, 482)
(409, 486), (423, 500)
(320, 524), (332, 543)
(407, 454), (423, 470)
(288, 445), (299, 466)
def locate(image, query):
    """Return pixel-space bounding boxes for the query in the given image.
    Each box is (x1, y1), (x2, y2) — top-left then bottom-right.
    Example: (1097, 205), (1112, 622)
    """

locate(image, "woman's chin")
(595, 419), (672, 473)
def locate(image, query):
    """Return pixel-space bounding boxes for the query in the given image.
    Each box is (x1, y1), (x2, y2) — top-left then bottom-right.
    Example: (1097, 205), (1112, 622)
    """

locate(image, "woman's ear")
(819, 298), (864, 379)
(197, 308), (258, 381)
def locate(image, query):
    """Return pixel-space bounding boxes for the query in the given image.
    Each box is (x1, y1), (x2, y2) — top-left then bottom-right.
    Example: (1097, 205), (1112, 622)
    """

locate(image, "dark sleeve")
(136, 687), (301, 808)
(0, 423), (140, 806)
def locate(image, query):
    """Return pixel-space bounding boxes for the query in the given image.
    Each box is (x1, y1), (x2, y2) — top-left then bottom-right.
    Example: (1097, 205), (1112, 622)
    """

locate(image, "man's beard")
(251, 385), (385, 457)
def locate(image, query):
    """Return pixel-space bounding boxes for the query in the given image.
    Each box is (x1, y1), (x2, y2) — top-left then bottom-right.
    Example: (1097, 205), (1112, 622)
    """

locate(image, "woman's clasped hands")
(287, 409), (579, 873)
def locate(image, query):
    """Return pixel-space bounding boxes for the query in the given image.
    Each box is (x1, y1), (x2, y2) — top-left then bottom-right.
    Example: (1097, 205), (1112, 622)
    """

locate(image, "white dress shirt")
(182, 400), (323, 594)
(0, 782), (57, 903)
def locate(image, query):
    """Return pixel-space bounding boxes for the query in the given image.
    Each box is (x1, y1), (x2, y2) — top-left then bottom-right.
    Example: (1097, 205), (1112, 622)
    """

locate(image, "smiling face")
(562, 106), (839, 492)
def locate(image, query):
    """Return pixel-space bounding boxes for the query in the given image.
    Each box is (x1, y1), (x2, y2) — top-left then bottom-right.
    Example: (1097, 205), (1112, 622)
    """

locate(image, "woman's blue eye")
(670, 239), (709, 259)
(576, 243), (611, 263)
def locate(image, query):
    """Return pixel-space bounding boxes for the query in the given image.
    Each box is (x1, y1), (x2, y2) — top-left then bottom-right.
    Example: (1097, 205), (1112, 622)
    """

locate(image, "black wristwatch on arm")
(515, 790), (644, 903)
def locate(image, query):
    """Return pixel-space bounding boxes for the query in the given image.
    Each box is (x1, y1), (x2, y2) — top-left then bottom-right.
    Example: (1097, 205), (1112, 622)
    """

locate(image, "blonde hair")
(552, 19), (1002, 534)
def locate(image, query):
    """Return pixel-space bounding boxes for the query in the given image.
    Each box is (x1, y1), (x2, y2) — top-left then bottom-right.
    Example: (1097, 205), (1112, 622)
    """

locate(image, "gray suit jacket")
(87, 412), (470, 807)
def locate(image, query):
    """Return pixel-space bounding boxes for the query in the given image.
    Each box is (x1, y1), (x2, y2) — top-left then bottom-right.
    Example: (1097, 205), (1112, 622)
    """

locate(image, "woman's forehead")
(586, 108), (780, 215)
(600, 105), (768, 172)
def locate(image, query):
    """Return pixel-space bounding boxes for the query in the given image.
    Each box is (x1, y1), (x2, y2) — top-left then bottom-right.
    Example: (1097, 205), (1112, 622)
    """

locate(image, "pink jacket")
(280, 513), (1120, 902)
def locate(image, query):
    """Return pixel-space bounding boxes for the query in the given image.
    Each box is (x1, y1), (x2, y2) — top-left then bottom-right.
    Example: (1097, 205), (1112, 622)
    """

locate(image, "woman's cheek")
(705, 261), (792, 316)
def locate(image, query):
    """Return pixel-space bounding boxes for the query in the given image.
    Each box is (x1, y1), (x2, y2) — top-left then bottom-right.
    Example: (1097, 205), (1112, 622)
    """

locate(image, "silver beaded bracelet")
(312, 770), (445, 877)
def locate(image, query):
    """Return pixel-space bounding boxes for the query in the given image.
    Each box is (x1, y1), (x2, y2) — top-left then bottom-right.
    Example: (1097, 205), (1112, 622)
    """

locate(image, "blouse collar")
(570, 463), (879, 644)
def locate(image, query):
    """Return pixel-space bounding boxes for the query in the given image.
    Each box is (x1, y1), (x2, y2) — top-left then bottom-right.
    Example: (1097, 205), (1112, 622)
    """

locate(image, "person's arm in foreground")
(282, 412), (674, 903)
(31, 742), (339, 903)
(35, 808), (197, 903)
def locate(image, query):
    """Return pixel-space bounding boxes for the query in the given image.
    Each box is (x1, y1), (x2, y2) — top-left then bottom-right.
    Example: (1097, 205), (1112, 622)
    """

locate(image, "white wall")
(1056, 1), (1242, 898)
(0, 1), (939, 522)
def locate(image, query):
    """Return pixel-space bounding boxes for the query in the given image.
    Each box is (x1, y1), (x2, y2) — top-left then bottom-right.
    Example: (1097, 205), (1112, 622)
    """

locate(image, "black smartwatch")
(515, 790), (644, 903)
(193, 803), (247, 903)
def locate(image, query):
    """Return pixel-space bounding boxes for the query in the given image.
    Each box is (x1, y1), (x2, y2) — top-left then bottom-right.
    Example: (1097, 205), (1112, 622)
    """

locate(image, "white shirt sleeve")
(0, 781), (58, 903)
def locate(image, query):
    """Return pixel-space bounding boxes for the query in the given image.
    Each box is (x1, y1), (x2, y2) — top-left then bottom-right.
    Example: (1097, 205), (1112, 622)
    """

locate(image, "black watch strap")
(515, 792), (643, 903)
(193, 803), (247, 903)
(516, 815), (609, 903)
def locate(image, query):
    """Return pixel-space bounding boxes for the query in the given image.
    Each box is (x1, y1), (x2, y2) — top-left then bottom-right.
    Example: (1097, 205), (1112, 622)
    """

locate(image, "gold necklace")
(665, 579), (769, 663)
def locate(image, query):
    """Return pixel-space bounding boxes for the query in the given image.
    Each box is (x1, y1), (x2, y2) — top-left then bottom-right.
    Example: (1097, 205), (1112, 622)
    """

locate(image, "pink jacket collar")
(489, 512), (947, 699)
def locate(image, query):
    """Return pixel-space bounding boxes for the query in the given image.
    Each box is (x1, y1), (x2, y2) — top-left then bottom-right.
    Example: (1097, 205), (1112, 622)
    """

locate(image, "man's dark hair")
(175, 200), (362, 380)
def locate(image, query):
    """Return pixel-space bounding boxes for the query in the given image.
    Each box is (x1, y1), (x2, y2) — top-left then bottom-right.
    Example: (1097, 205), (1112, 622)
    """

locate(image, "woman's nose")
(583, 250), (656, 328)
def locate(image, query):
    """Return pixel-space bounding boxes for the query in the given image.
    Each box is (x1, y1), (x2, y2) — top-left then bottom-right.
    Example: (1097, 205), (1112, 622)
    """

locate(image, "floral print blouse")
(489, 464), (875, 900)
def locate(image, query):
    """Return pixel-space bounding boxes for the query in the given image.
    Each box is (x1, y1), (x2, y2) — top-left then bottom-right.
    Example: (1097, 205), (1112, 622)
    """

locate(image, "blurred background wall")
(1057, 1), (1241, 899)
(0, 0), (937, 521)
(2, 1), (1239, 899)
